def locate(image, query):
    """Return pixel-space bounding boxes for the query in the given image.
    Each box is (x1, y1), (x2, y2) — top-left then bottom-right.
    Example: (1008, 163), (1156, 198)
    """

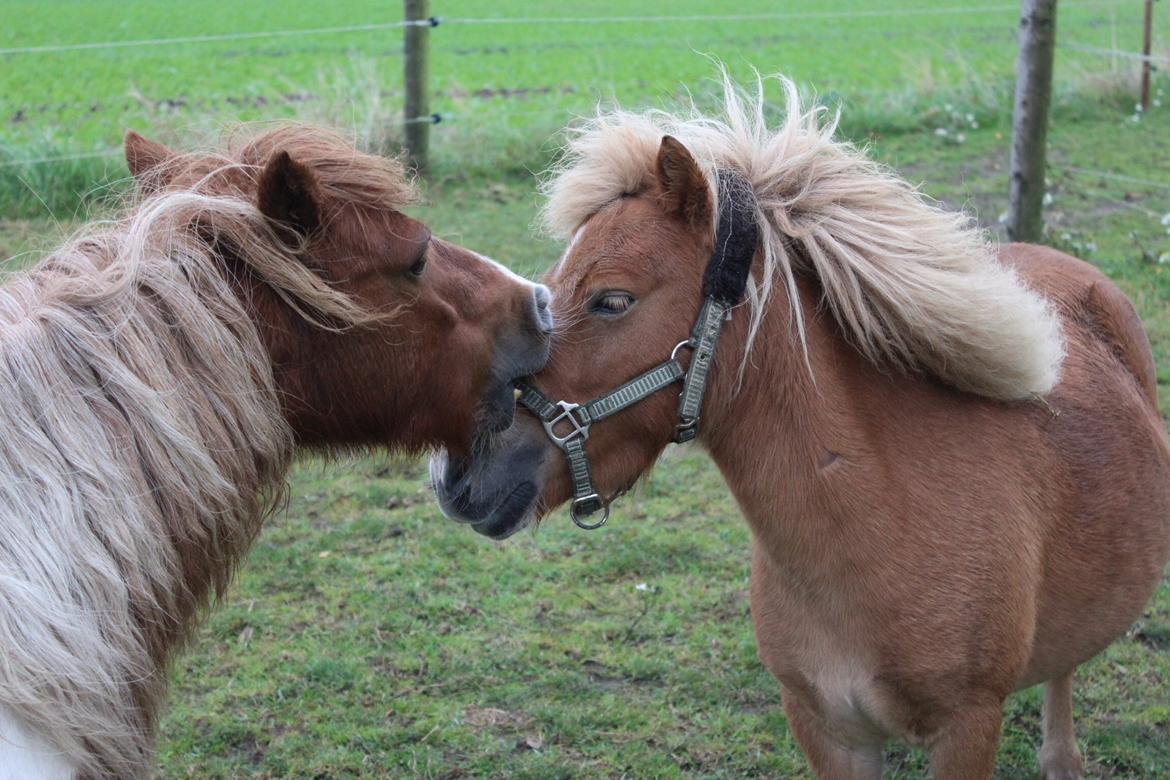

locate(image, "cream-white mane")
(541, 74), (1064, 400)
(0, 125), (397, 779)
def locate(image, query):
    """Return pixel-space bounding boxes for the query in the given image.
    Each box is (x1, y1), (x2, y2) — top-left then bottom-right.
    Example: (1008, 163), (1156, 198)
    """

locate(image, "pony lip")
(429, 452), (537, 538)
(470, 481), (538, 540)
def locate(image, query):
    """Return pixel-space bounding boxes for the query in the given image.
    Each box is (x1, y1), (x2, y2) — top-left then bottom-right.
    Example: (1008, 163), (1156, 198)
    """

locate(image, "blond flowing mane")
(0, 125), (411, 778)
(541, 75), (1064, 400)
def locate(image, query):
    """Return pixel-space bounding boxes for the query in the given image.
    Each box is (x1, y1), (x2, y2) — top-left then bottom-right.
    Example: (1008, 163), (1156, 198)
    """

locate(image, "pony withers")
(0, 126), (551, 779)
(433, 76), (1170, 779)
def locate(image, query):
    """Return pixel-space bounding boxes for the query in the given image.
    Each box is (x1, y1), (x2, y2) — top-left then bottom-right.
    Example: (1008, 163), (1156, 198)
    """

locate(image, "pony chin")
(429, 419), (549, 540)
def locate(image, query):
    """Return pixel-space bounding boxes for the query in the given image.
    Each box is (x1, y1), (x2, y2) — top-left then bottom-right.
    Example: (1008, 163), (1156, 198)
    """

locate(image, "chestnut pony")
(434, 79), (1170, 778)
(0, 126), (550, 779)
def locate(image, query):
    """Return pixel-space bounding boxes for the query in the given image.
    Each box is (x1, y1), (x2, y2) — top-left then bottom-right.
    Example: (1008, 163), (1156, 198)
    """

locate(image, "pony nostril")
(532, 285), (553, 334)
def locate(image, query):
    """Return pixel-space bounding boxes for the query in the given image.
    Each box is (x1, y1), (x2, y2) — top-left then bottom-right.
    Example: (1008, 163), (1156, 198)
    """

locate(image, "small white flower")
(1160, 213), (1170, 226)
(1084, 242), (1097, 253)
(1135, 103), (1144, 113)
(1155, 99), (1163, 108)
(955, 133), (966, 144)
(1158, 252), (1170, 265)
(635, 582), (648, 591)
(971, 120), (980, 129)
(997, 211), (1009, 224)
(1060, 232), (1072, 241)
(1042, 192), (1054, 206)
(934, 127), (949, 137)
(1130, 113), (1142, 123)
(965, 112), (975, 122)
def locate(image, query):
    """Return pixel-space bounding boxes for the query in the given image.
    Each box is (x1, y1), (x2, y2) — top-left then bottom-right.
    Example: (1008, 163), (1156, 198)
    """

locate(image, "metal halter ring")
(670, 339), (694, 361)
(571, 494), (610, 529)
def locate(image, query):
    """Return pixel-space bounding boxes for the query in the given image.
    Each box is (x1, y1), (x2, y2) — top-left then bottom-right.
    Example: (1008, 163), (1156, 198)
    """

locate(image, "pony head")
(123, 126), (552, 455)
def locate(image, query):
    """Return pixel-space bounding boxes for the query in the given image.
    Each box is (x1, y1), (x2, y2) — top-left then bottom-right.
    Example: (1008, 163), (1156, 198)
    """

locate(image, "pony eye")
(407, 252), (427, 278)
(591, 291), (635, 316)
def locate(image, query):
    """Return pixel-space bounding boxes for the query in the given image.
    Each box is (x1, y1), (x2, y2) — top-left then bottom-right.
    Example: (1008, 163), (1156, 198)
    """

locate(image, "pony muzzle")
(428, 426), (547, 539)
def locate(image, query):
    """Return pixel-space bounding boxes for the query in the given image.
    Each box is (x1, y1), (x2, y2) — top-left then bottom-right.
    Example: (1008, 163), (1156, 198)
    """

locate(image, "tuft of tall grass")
(0, 141), (129, 222)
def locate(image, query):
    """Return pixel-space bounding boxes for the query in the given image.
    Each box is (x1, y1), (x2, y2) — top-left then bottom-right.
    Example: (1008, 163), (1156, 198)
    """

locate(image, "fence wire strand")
(1063, 166), (1170, 192)
(0, 150), (122, 169)
(443, 1), (1123, 26)
(0, 20), (431, 56)
(1060, 43), (1170, 67)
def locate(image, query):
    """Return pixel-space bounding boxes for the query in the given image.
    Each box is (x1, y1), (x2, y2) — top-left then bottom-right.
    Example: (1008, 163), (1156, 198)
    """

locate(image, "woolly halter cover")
(702, 169), (759, 305)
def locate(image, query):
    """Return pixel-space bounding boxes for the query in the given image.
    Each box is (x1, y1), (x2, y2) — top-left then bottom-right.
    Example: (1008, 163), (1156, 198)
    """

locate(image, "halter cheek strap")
(517, 168), (759, 529)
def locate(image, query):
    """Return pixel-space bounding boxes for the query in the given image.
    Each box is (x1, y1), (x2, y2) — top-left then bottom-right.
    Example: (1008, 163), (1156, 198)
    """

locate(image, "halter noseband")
(516, 169), (759, 529)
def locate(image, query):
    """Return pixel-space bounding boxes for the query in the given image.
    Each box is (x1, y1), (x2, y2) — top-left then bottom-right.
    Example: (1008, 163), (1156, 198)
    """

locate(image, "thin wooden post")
(1140, 0), (1154, 112)
(403, 0), (431, 174)
(1007, 0), (1059, 243)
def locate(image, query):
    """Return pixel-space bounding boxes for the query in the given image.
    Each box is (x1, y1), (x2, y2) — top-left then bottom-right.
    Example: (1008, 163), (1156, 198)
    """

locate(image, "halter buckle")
(543, 400), (590, 449)
(570, 494), (609, 529)
(674, 418), (699, 443)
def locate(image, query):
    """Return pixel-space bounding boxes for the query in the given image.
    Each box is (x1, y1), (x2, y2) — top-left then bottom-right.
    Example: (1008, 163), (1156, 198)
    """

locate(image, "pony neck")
(698, 273), (861, 560)
(0, 230), (295, 777)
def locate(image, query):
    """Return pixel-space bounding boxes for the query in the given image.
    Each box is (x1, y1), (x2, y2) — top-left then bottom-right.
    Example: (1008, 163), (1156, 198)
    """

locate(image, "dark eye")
(407, 250), (428, 278)
(590, 290), (635, 316)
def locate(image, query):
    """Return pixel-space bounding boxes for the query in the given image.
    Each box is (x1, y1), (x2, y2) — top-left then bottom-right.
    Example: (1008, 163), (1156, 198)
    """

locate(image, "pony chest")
(759, 579), (905, 745)
(799, 642), (896, 745)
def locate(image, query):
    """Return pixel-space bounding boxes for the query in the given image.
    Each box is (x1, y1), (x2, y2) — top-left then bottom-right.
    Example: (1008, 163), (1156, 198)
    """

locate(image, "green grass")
(1, 1), (1169, 777)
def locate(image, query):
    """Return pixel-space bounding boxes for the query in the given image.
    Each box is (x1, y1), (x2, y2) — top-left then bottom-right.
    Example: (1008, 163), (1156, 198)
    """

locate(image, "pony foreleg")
(1038, 673), (1084, 780)
(926, 697), (1004, 780)
(781, 689), (884, 780)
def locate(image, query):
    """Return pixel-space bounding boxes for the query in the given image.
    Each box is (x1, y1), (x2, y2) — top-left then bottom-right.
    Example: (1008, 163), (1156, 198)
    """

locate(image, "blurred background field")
(1, 1), (1168, 777)
(0, 0), (1163, 214)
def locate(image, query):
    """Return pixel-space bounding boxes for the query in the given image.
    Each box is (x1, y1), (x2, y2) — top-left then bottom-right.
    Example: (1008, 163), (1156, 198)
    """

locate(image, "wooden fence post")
(404, 0), (431, 174)
(1007, 0), (1058, 243)
(1140, 0), (1154, 112)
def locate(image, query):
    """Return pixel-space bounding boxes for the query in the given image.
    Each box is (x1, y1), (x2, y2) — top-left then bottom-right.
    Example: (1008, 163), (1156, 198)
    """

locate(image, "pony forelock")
(540, 72), (1065, 400)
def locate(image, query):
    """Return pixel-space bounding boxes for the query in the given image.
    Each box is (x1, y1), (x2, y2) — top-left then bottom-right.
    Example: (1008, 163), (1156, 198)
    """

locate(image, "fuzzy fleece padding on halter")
(703, 169), (759, 306)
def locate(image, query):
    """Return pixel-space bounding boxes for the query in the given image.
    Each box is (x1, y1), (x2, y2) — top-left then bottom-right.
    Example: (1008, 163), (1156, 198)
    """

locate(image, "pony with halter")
(0, 125), (551, 779)
(435, 75), (1170, 779)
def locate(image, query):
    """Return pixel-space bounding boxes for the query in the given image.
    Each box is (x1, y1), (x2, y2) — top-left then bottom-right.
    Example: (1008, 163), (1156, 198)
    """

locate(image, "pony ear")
(656, 135), (712, 230)
(256, 151), (321, 238)
(123, 130), (175, 193)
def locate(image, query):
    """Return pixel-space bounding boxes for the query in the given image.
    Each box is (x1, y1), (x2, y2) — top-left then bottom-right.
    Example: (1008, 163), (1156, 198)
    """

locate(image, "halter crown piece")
(517, 168), (760, 529)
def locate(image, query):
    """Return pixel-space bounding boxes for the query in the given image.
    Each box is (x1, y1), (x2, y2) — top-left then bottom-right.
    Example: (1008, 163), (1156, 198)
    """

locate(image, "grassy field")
(2, 1), (1170, 778)
(0, 0), (1153, 144)
(0, 0), (1162, 216)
